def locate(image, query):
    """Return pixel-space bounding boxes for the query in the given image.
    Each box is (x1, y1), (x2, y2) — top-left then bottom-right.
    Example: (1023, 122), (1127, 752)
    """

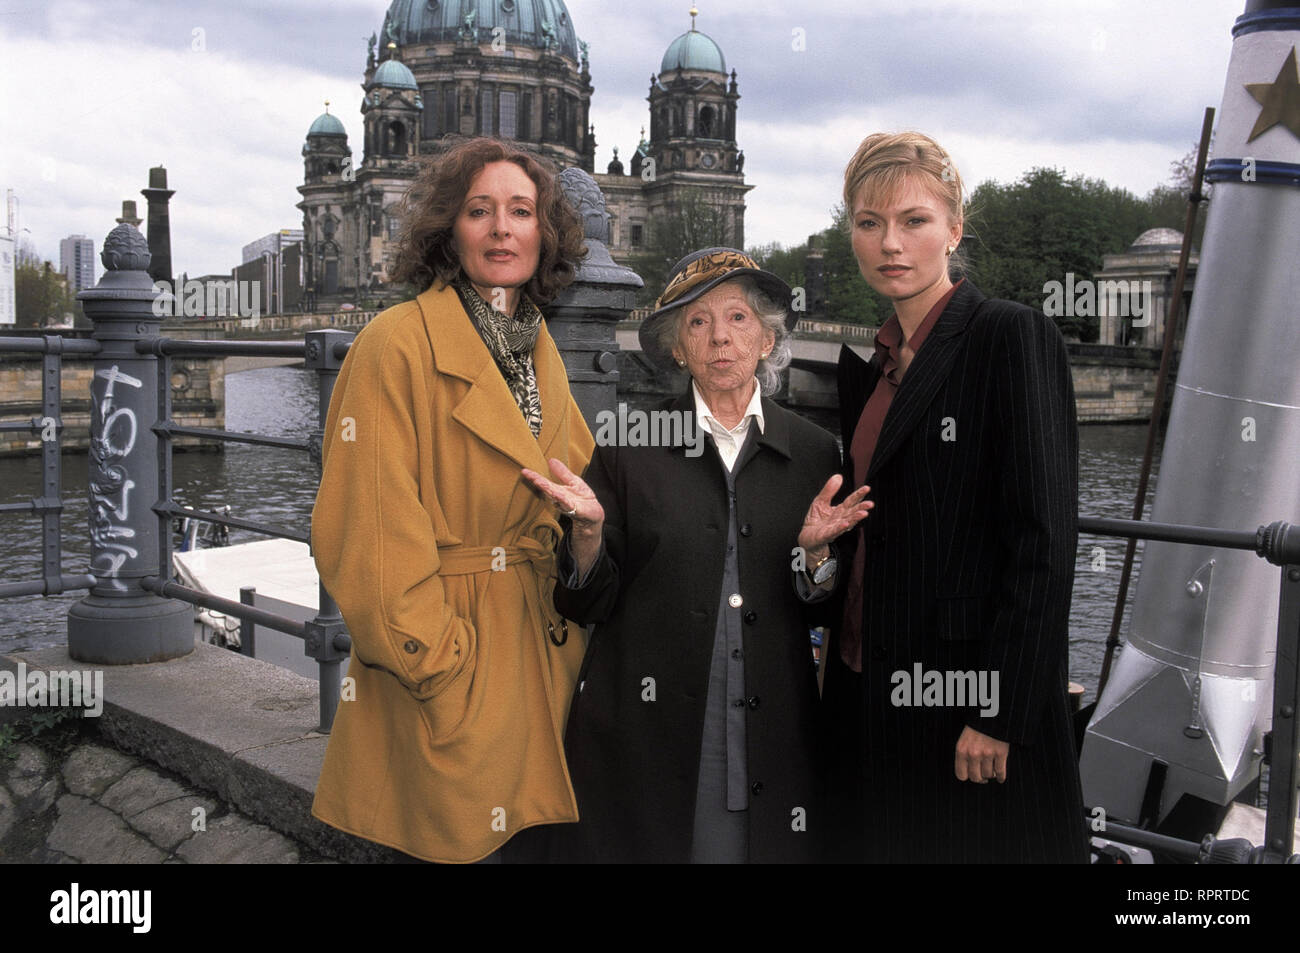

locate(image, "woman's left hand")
(797, 474), (873, 557)
(955, 725), (1010, 783)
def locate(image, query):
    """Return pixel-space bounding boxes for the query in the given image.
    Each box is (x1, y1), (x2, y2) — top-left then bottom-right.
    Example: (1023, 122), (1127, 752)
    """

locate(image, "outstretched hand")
(521, 458), (604, 530)
(797, 474), (873, 555)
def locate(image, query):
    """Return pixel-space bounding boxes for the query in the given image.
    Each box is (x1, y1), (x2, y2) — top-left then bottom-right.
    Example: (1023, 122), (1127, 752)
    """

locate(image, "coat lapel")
(867, 281), (985, 482)
(417, 282), (550, 473)
(734, 395), (792, 474)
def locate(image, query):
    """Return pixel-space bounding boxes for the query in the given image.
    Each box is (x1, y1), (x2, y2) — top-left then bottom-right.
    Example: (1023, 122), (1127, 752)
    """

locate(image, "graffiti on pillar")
(88, 365), (143, 590)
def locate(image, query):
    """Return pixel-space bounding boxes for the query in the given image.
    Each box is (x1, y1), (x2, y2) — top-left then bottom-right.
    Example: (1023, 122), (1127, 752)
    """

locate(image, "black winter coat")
(823, 280), (1089, 863)
(552, 390), (842, 863)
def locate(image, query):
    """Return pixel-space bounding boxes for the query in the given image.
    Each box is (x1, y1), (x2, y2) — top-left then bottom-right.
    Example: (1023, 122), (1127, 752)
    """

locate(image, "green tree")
(14, 241), (76, 329)
(747, 240), (806, 288)
(962, 168), (1154, 341)
(1144, 144), (1209, 249)
(633, 193), (733, 303)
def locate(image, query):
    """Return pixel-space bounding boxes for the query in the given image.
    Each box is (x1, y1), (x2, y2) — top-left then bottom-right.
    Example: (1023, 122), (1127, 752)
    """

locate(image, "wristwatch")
(804, 549), (837, 586)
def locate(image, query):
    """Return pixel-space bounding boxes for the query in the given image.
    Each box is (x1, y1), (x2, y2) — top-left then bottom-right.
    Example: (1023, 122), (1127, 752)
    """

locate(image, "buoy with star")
(1081, 0), (1300, 838)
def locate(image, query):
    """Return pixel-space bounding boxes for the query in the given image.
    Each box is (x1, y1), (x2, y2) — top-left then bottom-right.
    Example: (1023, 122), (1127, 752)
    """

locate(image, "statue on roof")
(367, 32), (377, 70)
(541, 16), (557, 51)
(461, 8), (476, 39)
(579, 39), (589, 70)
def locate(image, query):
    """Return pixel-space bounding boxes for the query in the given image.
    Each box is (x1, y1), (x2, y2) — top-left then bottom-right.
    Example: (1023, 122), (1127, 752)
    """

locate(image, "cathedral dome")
(380, 0), (580, 60)
(1132, 227), (1183, 249)
(307, 112), (347, 137)
(372, 58), (418, 89)
(660, 28), (725, 74)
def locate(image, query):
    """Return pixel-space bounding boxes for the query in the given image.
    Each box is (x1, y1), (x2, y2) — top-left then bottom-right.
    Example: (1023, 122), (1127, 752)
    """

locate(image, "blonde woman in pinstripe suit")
(822, 132), (1088, 863)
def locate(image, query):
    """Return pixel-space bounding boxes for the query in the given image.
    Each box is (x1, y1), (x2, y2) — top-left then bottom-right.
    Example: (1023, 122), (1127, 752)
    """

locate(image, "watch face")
(812, 558), (837, 585)
(700, 152), (716, 169)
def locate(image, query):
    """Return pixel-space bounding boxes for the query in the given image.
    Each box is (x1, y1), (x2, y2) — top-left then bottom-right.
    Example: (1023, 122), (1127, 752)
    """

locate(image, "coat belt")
(436, 538), (570, 646)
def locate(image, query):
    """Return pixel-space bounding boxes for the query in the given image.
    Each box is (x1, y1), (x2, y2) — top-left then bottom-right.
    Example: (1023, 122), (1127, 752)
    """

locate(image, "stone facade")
(296, 3), (750, 300)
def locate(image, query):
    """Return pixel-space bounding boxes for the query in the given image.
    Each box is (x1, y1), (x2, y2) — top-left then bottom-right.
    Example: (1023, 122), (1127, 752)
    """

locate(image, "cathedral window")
(499, 91), (517, 139)
(421, 87), (439, 137)
(387, 121), (407, 155)
(630, 224), (644, 249)
(520, 90), (532, 139)
(698, 105), (716, 138)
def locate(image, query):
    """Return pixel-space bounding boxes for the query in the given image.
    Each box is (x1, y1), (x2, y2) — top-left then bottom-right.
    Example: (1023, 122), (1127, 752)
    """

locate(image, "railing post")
(1264, 559), (1300, 862)
(67, 222), (193, 663)
(545, 168), (644, 429)
(304, 328), (354, 732)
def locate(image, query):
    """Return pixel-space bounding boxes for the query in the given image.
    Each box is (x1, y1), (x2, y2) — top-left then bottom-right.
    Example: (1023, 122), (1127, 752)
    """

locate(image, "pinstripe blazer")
(823, 279), (1088, 863)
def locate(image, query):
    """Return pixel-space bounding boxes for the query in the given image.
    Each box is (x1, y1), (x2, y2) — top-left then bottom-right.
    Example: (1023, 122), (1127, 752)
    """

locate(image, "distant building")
(0, 233), (14, 325)
(296, 1), (749, 303)
(1094, 228), (1197, 349)
(59, 235), (95, 294)
(242, 229), (305, 265)
(234, 240), (304, 316)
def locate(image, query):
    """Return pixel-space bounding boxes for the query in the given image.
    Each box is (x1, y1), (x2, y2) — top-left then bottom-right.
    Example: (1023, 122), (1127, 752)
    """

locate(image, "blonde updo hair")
(843, 131), (965, 230)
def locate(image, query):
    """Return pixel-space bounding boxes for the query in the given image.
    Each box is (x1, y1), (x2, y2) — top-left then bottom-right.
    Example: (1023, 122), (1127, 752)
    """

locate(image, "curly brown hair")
(387, 137), (586, 302)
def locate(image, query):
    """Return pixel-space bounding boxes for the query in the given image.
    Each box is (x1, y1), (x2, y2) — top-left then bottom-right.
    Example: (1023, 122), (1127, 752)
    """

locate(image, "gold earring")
(945, 245), (954, 256)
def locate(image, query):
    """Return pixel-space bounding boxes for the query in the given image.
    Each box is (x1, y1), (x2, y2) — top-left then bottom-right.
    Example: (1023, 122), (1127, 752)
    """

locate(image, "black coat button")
(751, 781), (763, 795)
(739, 523), (752, 537)
(747, 695), (761, 710)
(730, 648), (742, 659)
(732, 698), (745, 708)
(871, 645), (887, 660)
(743, 610), (757, 624)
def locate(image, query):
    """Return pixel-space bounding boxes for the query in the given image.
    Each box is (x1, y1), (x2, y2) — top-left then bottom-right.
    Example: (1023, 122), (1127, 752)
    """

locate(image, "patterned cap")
(640, 246), (796, 369)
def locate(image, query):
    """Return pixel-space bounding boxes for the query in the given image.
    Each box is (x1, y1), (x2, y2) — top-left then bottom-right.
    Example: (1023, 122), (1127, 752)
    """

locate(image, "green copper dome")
(380, 0), (580, 60)
(660, 29), (725, 74)
(372, 58), (418, 89)
(307, 112), (347, 137)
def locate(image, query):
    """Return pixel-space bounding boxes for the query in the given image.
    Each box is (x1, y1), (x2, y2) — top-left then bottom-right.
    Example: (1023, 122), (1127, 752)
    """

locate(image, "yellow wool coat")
(309, 281), (595, 863)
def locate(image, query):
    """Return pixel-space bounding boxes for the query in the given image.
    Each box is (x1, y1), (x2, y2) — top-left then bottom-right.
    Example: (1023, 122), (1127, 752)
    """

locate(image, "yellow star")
(1245, 46), (1300, 142)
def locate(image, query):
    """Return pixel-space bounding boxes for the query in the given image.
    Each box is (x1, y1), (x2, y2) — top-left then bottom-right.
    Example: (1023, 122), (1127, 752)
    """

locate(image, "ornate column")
(67, 223), (193, 663)
(141, 166), (175, 287)
(545, 169), (643, 427)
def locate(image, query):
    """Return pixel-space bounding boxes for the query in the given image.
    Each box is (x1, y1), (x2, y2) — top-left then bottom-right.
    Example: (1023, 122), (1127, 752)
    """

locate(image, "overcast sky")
(1, 0), (1242, 279)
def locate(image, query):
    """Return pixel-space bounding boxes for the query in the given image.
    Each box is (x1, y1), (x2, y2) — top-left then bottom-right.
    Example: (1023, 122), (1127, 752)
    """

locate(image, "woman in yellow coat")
(309, 138), (592, 863)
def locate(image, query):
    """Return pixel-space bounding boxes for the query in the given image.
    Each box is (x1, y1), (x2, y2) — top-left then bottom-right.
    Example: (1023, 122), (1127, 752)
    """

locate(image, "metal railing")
(134, 330), (355, 732)
(0, 332), (101, 599)
(0, 321), (356, 732)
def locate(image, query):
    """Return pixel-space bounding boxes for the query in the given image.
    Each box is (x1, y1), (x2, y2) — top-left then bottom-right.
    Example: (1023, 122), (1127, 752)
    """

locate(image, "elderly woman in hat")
(523, 247), (872, 863)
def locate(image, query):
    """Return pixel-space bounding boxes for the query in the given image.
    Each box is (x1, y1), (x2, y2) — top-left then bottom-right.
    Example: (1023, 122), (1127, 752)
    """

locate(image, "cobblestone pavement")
(0, 741), (330, 863)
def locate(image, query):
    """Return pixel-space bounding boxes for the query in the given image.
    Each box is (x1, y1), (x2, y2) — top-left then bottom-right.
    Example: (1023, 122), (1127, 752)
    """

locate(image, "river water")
(0, 364), (1158, 705)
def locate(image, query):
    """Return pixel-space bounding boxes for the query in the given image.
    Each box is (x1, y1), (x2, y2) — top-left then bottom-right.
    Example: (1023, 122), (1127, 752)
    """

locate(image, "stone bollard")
(67, 223), (193, 663)
(546, 168), (644, 428)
